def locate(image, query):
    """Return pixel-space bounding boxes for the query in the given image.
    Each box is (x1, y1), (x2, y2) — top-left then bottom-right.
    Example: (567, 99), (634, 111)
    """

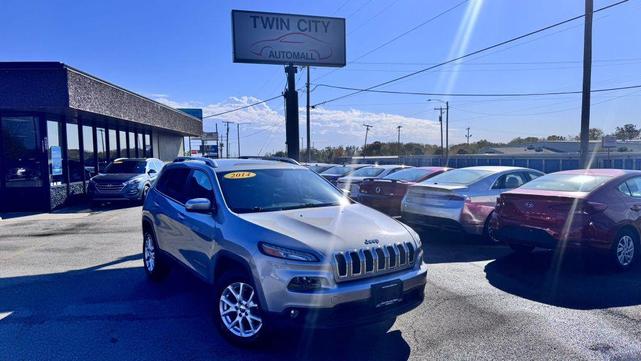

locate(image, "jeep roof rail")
(238, 156), (300, 165)
(173, 156), (218, 168)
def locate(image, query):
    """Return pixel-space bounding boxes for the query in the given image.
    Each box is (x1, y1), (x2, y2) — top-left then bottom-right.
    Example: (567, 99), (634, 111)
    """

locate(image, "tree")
(614, 124), (640, 141)
(589, 128), (604, 140)
(546, 135), (566, 141)
(508, 136), (540, 145)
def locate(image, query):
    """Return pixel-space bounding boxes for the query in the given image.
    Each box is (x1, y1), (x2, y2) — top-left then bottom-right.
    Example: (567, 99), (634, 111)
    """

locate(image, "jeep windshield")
(216, 169), (349, 213)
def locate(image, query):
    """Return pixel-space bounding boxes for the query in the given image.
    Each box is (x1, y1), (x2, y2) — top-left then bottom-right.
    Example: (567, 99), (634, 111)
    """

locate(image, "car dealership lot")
(2, 206), (641, 360)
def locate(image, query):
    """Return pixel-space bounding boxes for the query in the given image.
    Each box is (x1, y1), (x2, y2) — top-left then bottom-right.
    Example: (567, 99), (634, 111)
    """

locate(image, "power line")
(312, 0), (630, 107)
(312, 83), (641, 99)
(314, 0), (470, 82)
(203, 94), (282, 119)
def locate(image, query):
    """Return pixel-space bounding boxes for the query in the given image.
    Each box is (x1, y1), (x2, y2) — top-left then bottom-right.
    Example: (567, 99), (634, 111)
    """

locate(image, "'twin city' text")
(250, 15), (331, 33)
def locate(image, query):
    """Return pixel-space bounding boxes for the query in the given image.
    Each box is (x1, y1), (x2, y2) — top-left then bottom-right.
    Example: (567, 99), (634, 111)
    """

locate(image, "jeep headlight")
(126, 178), (141, 187)
(259, 242), (319, 262)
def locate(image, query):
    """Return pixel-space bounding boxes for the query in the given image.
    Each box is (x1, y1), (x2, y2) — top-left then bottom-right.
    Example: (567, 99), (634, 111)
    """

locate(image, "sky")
(1, 0), (641, 156)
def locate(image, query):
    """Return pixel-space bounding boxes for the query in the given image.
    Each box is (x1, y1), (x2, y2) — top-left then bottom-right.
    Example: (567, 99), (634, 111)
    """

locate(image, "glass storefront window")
(66, 123), (82, 182)
(144, 133), (151, 157)
(128, 131), (135, 158)
(47, 120), (66, 185)
(109, 129), (118, 160)
(137, 132), (143, 158)
(83, 125), (95, 177)
(96, 127), (107, 172)
(1, 116), (43, 188)
(119, 129), (128, 158)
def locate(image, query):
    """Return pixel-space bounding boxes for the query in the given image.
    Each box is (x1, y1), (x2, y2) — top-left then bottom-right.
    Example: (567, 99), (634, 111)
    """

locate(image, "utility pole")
(434, 107), (444, 160)
(465, 127), (472, 145)
(306, 66), (311, 163)
(284, 64), (300, 161)
(236, 123), (241, 157)
(397, 125), (402, 157)
(215, 123), (219, 158)
(223, 120), (233, 158)
(579, 0), (593, 168)
(363, 124), (373, 155)
(430, 99), (450, 165)
(445, 101), (449, 166)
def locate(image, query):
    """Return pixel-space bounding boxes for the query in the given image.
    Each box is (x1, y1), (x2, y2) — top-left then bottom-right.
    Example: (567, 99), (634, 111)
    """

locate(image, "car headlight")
(259, 242), (319, 262)
(126, 178), (141, 187)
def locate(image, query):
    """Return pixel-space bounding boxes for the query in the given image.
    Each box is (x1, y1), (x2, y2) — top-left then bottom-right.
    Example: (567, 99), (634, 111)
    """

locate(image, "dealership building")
(0, 62), (202, 212)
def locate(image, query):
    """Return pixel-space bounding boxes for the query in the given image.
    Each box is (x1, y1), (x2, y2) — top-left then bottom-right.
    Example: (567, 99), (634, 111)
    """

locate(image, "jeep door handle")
(631, 204), (641, 212)
(177, 213), (186, 221)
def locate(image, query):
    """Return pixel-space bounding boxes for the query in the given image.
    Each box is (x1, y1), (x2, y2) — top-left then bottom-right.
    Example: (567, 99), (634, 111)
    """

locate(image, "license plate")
(371, 280), (403, 308)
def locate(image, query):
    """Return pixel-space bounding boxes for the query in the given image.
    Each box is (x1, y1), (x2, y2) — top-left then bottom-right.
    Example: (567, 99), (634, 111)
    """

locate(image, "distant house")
(480, 140), (641, 155)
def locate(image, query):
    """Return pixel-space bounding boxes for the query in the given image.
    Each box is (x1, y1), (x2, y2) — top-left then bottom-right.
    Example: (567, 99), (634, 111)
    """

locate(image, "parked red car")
(358, 167), (450, 216)
(493, 169), (641, 270)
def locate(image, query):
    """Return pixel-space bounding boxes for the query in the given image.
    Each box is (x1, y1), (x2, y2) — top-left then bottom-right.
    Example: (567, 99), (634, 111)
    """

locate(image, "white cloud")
(153, 95), (443, 155)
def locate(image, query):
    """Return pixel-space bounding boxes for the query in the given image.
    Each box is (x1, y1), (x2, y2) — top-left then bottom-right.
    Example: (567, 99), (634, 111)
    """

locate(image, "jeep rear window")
(216, 169), (349, 213)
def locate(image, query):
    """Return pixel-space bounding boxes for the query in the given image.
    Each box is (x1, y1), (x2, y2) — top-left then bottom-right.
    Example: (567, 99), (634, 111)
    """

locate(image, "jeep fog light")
(287, 276), (328, 292)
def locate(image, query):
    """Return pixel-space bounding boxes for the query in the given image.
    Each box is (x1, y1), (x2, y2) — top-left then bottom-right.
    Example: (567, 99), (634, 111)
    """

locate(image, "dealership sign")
(232, 10), (346, 67)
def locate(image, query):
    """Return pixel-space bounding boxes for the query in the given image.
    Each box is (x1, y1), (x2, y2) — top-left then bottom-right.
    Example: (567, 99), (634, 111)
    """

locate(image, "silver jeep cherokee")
(141, 158), (427, 346)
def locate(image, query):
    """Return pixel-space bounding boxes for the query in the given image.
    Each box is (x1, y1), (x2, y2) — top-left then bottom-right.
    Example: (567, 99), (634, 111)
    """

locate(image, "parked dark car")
(493, 169), (641, 270)
(304, 163), (339, 174)
(88, 158), (164, 204)
(359, 167), (450, 216)
(320, 164), (367, 185)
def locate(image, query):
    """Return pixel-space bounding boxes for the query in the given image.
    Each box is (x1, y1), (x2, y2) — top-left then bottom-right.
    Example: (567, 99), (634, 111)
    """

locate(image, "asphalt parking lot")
(2, 205), (641, 360)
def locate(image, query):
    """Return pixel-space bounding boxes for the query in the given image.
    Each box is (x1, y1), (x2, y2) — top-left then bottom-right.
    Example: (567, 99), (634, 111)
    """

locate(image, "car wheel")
(483, 212), (500, 243)
(143, 229), (169, 280)
(214, 272), (266, 347)
(611, 229), (639, 271)
(509, 244), (534, 255)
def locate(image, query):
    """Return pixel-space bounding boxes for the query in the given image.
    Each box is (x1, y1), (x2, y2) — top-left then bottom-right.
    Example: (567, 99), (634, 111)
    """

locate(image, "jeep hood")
(237, 203), (415, 254)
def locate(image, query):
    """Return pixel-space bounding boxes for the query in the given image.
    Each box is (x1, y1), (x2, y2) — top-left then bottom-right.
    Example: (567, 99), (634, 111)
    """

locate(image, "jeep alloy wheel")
(219, 282), (263, 338)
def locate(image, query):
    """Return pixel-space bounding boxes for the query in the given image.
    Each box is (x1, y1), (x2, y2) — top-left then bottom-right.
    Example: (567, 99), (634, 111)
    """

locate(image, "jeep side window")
(156, 167), (190, 203)
(187, 170), (214, 202)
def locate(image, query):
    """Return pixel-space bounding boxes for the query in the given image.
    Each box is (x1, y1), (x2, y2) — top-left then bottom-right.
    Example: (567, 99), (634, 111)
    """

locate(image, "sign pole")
(285, 64), (300, 161)
(306, 66), (311, 163)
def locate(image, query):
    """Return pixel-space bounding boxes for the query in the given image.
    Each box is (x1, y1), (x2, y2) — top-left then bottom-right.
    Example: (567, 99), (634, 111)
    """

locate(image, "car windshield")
(216, 168), (348, 213)
(424, 169), (493, 185)
(103, 160), (146, 174)
(308, 165), (332, 173)
(321, 165), (354, 176)
(350, 167), (386, 177)
(520, 174), (613, 192)
(384, 168), (430, 182)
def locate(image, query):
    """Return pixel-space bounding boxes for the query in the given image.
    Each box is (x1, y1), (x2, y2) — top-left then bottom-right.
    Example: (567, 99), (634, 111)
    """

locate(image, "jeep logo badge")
(364, 239), (379, 245)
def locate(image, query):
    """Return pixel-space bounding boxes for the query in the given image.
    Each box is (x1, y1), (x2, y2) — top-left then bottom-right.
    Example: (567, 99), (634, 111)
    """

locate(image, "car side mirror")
(185, 198), (212, 213)
(147, 169), (157, 175)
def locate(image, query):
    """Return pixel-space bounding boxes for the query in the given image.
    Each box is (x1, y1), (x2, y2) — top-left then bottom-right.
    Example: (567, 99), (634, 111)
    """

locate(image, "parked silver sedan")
(401, 166), (543, 239)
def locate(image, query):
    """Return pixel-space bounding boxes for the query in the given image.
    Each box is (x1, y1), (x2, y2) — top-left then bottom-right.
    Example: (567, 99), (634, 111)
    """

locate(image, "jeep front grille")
(333, 242), (417, 281)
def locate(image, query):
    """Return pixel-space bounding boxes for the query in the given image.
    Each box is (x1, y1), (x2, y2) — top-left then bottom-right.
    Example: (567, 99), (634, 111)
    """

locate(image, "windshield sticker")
(224, 171), (256, 179)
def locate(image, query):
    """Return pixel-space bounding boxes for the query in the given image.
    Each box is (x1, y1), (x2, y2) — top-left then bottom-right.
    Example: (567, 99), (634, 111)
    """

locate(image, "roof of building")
(0, 62), (201, 136)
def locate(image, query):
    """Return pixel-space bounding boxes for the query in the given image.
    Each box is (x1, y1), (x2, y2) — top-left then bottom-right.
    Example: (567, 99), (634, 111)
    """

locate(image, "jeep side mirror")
(185, 198), (212, 213)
